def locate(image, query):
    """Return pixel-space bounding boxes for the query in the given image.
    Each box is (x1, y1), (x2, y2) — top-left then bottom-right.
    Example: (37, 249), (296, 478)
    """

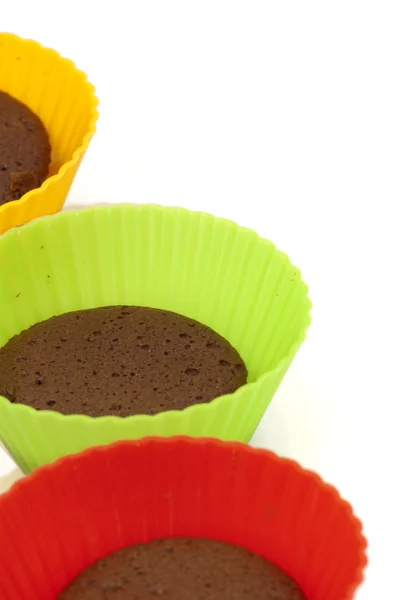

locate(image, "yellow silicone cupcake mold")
(0, 33), (98, 234)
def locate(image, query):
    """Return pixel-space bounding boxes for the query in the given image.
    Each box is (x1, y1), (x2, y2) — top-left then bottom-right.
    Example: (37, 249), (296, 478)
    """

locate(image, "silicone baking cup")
(0, 204), (311, 472)
(0, 438), (367, 599)
(0, 33), (98, 234)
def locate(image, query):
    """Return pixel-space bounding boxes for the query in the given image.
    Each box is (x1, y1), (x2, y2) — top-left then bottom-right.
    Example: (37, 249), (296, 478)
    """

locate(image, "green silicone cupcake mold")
(0, 204), (311, 472)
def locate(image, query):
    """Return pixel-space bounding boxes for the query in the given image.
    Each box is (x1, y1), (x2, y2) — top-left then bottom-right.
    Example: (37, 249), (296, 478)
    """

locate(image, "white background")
(1, 2), (401, 598)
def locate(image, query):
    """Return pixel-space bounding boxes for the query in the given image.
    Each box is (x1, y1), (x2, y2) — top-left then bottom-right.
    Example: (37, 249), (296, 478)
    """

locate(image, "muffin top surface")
(0, 306), (247, 417)
(0, 90), (51, 206)
(57, 537), (306, 600)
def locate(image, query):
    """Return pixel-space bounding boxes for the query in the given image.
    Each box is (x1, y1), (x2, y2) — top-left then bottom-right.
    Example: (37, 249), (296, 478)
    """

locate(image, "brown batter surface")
(58, 538), (306, 600)
(0, 306), (247, 416)
(0, 90), (50, 206)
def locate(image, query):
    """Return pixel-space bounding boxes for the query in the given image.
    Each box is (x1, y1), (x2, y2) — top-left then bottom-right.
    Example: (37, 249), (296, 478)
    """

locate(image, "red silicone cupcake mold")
(0, 437), (367, 599)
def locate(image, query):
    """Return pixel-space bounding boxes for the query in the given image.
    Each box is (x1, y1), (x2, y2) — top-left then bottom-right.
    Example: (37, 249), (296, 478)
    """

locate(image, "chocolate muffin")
(0, 306), (247, 416)
(0, 90), (51, 206)
(58, 537), (306, 599)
